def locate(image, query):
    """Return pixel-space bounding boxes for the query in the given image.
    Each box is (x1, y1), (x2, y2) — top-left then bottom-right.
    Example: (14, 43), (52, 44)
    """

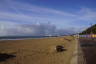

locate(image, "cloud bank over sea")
(0, 22), (78, 36)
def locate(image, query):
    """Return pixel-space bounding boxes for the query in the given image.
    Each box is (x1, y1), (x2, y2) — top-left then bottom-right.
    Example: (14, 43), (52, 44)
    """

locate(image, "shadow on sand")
(0, 53), (16, 62)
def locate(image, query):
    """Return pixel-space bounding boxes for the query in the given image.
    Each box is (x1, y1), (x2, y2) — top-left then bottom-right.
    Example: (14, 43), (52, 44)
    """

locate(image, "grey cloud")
(0, 22), (76, 36)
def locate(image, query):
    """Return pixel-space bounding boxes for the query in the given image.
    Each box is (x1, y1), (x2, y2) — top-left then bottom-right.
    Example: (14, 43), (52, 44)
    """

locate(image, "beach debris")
(56, 45), (66, 52)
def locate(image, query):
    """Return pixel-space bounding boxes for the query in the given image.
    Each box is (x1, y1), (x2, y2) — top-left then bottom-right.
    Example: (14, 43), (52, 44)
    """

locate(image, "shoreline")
(0, 35), (71, 41)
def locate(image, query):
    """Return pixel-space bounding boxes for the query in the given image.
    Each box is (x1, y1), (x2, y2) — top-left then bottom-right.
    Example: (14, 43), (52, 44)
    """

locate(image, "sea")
(0, 36), (59, 40)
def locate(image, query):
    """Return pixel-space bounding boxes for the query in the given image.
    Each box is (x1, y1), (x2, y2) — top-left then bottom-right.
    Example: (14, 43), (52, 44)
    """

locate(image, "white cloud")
(0, 0), (96, 24)
(0, 21), (18, 36)
(0, 0), (76, 23)
(76, 8), (96, 22)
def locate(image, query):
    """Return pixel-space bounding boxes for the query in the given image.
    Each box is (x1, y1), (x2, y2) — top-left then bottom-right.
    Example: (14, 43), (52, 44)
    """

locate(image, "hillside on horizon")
(80, 24), (96, 35)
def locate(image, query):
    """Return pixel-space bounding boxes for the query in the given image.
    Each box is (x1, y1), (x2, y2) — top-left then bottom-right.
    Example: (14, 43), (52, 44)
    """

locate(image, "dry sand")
(0, 36), (76, 64)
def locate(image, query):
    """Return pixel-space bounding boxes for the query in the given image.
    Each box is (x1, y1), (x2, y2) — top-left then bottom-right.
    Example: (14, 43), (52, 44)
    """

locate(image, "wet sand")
(79, 38), (96, 64)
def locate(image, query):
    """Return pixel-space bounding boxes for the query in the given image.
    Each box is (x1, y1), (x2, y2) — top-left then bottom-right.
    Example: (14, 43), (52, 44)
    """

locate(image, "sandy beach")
(0, 36), (76, 64)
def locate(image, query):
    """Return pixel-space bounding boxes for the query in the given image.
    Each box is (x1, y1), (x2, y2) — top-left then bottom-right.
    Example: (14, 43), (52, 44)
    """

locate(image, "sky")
(0, 0), (96, 36)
